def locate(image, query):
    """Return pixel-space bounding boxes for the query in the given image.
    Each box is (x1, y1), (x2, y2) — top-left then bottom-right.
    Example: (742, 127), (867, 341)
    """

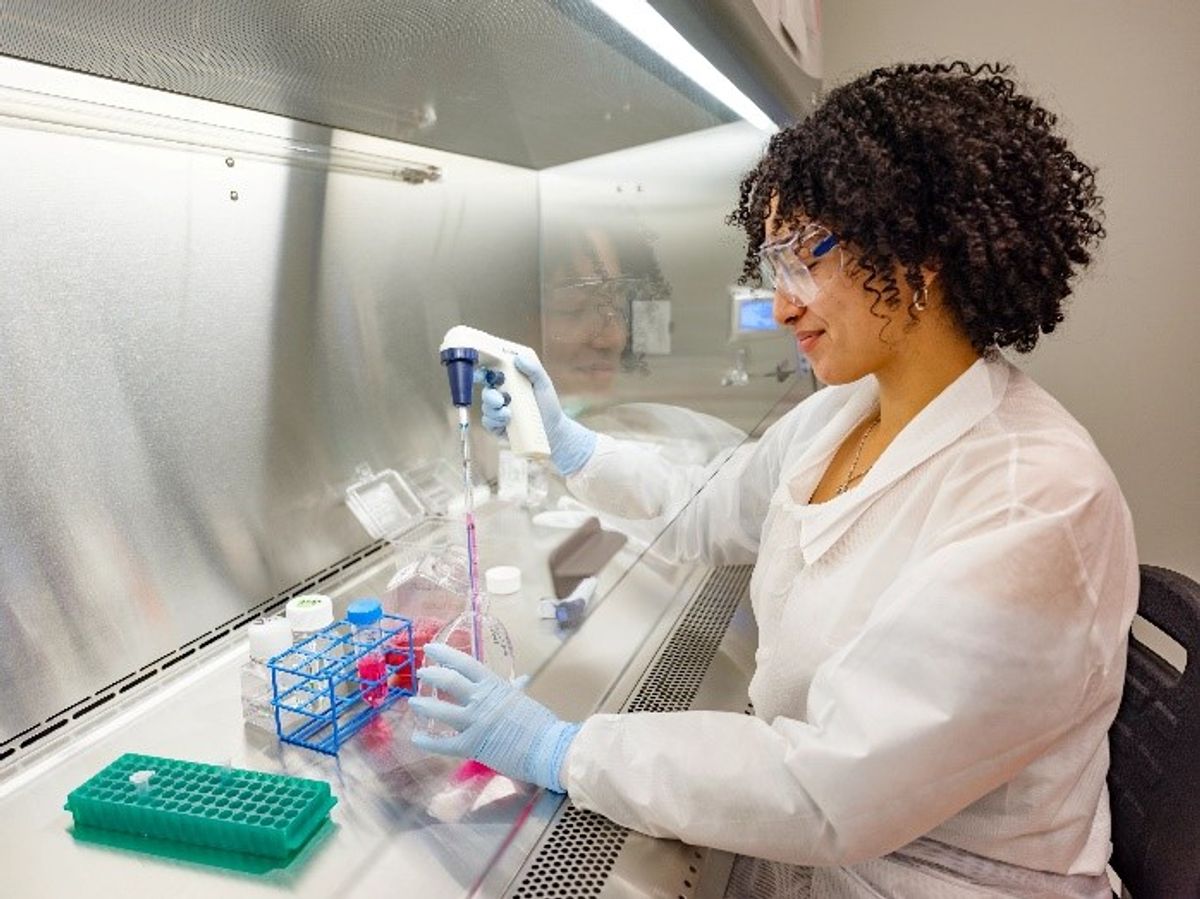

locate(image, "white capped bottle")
(241, 615), (293, 733)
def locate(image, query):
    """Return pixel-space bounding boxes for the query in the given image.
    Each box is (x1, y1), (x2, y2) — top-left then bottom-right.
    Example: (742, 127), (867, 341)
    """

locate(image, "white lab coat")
(561, 357), (1137, 898)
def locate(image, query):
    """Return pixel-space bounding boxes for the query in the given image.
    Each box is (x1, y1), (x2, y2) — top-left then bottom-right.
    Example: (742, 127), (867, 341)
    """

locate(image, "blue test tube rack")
(266, 612), (415, 756)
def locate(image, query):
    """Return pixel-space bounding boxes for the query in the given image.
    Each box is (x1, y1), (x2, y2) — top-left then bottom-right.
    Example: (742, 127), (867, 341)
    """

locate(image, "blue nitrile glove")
(479, 355), (597, 476)
(409, 643), (581, 792)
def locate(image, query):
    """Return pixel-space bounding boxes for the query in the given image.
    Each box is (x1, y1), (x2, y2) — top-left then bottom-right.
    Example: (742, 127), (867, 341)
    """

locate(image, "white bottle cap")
(485, 565), (521, 595)
(286, 594), (334, 633)
(248, 616), (293, 661)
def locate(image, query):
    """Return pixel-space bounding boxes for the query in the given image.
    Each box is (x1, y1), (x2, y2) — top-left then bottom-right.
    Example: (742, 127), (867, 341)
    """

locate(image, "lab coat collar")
(797, 358), (1011, 565)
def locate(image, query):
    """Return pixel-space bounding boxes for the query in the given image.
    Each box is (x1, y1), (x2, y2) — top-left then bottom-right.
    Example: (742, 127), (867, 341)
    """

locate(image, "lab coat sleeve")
(564, 487), (1135, 866)
(564, 391), (840, 565)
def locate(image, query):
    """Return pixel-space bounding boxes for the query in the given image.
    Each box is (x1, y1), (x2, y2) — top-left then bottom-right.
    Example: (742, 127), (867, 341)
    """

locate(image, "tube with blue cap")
(537, 577), (599, 629)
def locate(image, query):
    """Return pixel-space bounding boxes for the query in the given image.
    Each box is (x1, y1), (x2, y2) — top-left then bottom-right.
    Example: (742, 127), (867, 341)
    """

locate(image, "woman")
(411, 62), (1137, 898)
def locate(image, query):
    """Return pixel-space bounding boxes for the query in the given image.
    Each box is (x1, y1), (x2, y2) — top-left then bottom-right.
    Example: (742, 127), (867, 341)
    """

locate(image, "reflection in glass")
(541, 225), (670, 400)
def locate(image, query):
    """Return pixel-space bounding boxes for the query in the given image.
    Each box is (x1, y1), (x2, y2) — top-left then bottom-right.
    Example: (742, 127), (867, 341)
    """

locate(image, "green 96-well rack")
(65, 753), (336, 862)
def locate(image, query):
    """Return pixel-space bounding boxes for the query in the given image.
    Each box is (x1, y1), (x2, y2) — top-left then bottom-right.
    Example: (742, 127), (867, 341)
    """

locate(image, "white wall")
(823, 0), (1200, 583)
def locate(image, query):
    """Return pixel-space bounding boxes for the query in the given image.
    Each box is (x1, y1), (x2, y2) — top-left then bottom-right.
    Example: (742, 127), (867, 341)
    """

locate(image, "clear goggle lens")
(758, 226), (841, 306)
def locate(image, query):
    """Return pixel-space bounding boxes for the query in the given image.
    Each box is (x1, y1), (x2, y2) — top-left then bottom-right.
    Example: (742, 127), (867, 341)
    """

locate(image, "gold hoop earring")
(910, 287), (928, 313)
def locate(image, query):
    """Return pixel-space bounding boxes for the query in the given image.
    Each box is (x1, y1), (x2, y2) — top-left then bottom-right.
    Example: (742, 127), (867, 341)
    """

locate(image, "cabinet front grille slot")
(507, 565), (752, 898)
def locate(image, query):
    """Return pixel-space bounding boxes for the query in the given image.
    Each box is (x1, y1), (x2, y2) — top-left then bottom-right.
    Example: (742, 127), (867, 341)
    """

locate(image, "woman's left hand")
(410, 642), (581, 792)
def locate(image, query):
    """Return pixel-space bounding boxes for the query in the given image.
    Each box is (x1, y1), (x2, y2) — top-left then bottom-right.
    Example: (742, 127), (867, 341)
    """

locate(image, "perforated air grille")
(625, 565), (752, 714)
(511, 804), (630, 898)
(508, 565), (752, 898)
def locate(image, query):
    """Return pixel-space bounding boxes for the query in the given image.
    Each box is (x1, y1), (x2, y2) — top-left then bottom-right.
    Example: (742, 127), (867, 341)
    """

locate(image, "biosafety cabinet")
(0, 3), (819, 896)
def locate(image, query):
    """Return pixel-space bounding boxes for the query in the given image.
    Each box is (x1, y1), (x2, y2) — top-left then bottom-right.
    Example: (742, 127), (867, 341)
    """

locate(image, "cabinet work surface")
(0, 495), (748, 898)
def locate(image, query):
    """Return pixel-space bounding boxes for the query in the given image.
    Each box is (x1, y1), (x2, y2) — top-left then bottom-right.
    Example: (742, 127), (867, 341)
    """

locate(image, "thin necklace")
(836, 412), (881, 496)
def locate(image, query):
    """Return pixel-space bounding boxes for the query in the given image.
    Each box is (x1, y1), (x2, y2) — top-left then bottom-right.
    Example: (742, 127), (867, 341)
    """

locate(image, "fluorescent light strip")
(0, 84), (442, 184)
(589, 0), (777, 132)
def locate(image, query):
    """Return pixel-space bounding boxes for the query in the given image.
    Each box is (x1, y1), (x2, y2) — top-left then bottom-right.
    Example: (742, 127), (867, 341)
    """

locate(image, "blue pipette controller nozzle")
(441, 346), (479, 408)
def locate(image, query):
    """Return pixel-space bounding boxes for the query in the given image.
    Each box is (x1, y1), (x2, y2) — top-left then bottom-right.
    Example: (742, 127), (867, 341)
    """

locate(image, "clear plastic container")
(283, 594), (335, 718)
(525, 458), (550, 509)
(241, 616), (293, 733)
(417, 601), (515, 738)
(345, 463), (425, 541)
(344, 462), (472, 690)
(343, 461), (511, 724)
(388, 542), (467, 606)
(497, 449), (528, 502)
(433, 607), (514, 677)
(382, 535), (470, 690)
(401, 459), (464, 517)
(497, 451), (549, 510)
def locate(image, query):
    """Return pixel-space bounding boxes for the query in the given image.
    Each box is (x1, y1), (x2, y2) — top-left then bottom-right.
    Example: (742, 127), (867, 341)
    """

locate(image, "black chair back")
(1108, 564), (1200, 897)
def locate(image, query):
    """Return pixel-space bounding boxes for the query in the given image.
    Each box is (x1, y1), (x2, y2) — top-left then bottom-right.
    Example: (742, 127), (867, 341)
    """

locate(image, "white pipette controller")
(440, 325), (551, 459)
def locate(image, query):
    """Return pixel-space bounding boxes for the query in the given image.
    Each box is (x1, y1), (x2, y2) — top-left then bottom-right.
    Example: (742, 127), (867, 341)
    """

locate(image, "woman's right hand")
(479, 355), (597, 476)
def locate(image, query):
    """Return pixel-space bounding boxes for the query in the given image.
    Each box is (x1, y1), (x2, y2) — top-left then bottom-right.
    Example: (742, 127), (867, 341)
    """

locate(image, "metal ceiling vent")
(508, 564), (752, 898)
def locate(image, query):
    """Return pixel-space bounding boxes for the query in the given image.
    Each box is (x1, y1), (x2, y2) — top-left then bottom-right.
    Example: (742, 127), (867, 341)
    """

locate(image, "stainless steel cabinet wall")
(0, 58), (542, 745)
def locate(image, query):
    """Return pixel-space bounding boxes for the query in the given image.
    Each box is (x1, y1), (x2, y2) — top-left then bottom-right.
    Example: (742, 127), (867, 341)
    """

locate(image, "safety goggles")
(758, 224), (841, 306)
(546, 276), (638, 341)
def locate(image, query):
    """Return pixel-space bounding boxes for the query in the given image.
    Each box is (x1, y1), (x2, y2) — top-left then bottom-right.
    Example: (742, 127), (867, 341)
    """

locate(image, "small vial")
(285, 594), (335, 715)
(129, 769), (156, 798)
(241, 616), (294, 732)
(524, 459), (549, 509)
(347, 598), (388, 708)
(497, 449), (529, 502)
(536, 577), (599, 627)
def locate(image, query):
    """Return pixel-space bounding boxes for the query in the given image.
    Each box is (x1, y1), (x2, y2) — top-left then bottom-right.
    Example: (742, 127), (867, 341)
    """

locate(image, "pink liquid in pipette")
(464, 511), (484, 661)
(458, 413), (484, 662)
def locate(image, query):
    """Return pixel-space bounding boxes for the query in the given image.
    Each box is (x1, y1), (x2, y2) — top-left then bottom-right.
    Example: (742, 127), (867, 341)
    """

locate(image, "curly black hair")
(729, 61), (1105, 353)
